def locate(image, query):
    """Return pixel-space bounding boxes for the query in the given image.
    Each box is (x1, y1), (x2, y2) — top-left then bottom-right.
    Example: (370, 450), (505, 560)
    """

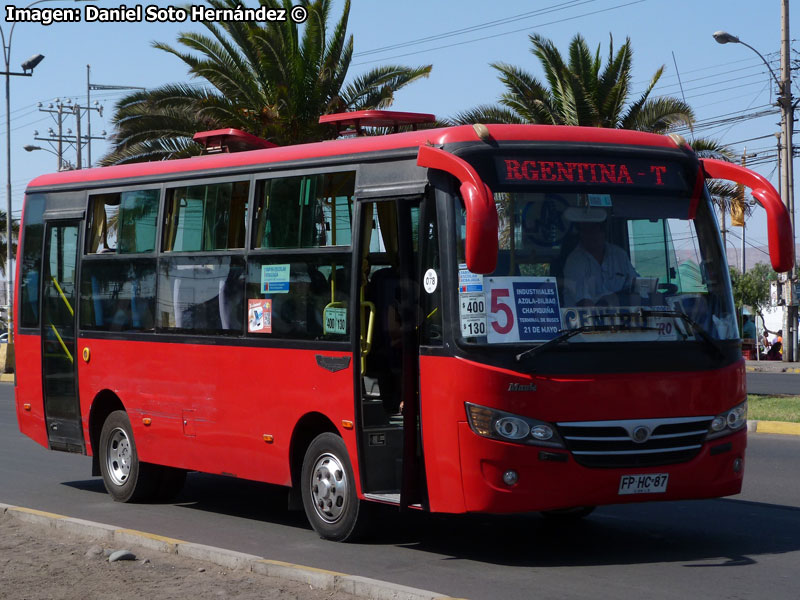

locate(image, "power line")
(353, 0), (599, 58)
(351, 0), (649, 66)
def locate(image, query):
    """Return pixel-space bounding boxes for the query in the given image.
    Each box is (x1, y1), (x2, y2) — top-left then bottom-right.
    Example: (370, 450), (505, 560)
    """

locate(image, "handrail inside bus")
(700, 158), (795, 272)
(417, 145), (498, 274)
(49, 323), (74, 364)
(51, 277), (75, 317)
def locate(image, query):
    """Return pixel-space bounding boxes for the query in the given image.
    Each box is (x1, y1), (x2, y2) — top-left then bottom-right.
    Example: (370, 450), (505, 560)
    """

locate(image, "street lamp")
(0, 0), (94, 365)
(24, 143), (78, 170)
(714, 27), (797, 362)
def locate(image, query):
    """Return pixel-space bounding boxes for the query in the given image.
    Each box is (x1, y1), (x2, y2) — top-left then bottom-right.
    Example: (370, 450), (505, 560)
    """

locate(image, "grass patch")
(747, 395), (800, 423)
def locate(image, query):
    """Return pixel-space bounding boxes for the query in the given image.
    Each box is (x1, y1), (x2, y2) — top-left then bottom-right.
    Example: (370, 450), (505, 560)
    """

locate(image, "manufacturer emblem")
(631, 425), (651, 444)
(507, 383), (537, 392)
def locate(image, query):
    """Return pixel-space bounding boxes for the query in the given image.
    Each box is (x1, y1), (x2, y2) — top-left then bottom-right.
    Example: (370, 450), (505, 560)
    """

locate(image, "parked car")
(0, 333), (8, 343)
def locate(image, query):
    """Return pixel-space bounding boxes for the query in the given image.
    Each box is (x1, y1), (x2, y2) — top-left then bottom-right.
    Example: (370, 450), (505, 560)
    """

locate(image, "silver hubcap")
(310, 452), (348, 524)
(106, 427), (132, 486)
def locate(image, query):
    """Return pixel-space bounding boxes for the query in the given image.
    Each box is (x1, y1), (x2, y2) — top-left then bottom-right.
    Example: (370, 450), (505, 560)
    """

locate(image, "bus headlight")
(707, 401), (747, 440)
(466, 403), (564, 448)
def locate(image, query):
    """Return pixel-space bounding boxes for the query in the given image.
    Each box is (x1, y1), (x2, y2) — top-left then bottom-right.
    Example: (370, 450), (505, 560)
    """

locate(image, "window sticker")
(324, 306), (347, 335)
(248, 299), (272, 333)
(423, 268), (438, 294)
(486, 277), (562, 343)
(260, 264), (290, 294)
(458, 264), (487, 336)
(458, 264), (483, 292)
(588, 194), (612, 207)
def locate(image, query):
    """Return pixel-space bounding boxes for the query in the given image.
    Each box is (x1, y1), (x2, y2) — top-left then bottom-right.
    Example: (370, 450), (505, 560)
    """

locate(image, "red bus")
(15, 111), (794, 541)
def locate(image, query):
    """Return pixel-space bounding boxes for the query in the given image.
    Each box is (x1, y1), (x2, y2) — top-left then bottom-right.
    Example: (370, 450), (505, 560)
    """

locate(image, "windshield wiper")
(638, 309), (725, 359)
(515, 320), (659, 362)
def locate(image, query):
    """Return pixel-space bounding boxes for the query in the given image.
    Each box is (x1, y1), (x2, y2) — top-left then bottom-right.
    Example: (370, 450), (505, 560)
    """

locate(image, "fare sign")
(495, 156), (687, 191)
(486, 277), (562, 344)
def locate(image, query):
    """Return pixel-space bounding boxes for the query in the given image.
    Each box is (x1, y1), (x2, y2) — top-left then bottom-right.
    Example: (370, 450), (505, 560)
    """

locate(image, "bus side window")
(80, 260), (157, 332)
(19, 194), (46, 328)
(245, 258), (350, 341)
(81, 189), (160, 332)
(252, 171), (355, 250)
(87, 189), (160, 255)
(420, 198), (442, 345)
(156, 256), (245, 335)
(163, 181), (248, 252)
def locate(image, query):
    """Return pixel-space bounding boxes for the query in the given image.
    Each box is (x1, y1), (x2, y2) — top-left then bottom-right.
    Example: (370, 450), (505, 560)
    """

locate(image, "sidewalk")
(0, 504), (450, 600)
(745, 359), (800, 374)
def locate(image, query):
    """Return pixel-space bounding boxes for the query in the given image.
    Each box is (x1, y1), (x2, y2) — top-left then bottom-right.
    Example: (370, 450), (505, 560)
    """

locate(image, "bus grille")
(555, 416), (714, 468)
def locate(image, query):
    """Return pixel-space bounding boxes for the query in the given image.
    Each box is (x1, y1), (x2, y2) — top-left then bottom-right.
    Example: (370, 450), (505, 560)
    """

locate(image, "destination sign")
(495, 157), (688, 191)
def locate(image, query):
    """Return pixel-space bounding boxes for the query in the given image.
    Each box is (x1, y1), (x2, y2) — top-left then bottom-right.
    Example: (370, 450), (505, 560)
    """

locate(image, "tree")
(0, 210), (19, 277)
(452, 33), (693, 132)
(101, 0), (432, 165)
(729, 263), (778, 332)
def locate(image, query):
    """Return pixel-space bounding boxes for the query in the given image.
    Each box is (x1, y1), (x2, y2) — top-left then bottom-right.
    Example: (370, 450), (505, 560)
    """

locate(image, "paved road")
(2, 384), (799, 600)
(746, 371), (800, 395)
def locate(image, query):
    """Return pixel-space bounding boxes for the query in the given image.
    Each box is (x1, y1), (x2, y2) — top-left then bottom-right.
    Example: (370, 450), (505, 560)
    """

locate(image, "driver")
(563, 218), (638, 306)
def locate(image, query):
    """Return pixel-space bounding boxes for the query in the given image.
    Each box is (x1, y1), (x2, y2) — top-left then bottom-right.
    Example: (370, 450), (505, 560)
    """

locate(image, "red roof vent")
(319, 110), (435, 135)
(193, 128), (277, 154)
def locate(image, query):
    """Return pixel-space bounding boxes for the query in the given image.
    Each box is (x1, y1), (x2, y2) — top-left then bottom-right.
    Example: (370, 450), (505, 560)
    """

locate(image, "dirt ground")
(0, 516), (358, 600)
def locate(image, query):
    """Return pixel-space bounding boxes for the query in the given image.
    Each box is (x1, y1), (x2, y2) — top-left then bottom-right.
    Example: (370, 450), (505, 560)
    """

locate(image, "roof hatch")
(319, 110), (435, 136)
(193, 128), (277, 154)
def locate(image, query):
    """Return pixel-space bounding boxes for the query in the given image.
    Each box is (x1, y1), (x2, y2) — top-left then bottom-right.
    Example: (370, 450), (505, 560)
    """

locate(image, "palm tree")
(101, 0), (432, 165)
(0, 210), (18, 278)
(453, 32), (693, 132)
(453, 34), (748, 216)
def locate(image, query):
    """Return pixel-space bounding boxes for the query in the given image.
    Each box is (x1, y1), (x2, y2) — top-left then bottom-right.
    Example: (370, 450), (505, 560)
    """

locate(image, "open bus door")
(40, 219), (85, 453)
(355, 196), (428, 508)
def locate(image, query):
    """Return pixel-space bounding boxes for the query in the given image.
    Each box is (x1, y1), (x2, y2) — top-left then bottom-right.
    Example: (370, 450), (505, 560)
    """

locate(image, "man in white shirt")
(563, 220), (638, 306)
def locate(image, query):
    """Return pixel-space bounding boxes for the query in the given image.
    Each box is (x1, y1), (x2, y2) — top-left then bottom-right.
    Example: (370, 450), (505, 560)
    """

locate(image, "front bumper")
(457, 423), (745, 513)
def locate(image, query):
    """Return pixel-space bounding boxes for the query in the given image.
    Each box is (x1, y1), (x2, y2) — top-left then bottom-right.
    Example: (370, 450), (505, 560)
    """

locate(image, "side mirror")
(417, 145), (498, 274)
(700, 158), (794, 272)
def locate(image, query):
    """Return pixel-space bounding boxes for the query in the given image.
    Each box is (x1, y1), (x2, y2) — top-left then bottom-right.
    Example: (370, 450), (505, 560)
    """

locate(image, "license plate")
(618, 473), (669, 495)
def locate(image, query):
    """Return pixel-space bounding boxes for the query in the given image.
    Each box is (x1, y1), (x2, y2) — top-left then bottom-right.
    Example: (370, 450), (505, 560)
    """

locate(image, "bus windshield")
(454, 162), (738, 348)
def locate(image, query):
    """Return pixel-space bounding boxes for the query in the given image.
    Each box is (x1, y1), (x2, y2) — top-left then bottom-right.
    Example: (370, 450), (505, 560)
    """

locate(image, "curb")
(745, 366), (800, 374)
(747, 420), (800, 436)
(0, 504), (458, 600)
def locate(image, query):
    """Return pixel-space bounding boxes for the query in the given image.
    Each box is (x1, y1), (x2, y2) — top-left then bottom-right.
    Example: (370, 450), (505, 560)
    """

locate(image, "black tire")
(540, 506), (596, 520)
(301, 432), (366, 541)
(98, 410), (159, 502)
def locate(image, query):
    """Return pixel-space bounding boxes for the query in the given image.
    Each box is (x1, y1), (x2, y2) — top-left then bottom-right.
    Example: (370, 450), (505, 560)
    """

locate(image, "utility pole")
(31, 98), (104, 169)
(779, 0), (796, 363)
(86, 64), (145, 167)
(713, 3), (797, 361)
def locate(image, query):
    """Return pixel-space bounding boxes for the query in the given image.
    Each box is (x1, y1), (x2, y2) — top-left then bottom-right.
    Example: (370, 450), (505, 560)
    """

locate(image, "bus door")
(40, 220), (85, 452)
(356, 197), (425, 506)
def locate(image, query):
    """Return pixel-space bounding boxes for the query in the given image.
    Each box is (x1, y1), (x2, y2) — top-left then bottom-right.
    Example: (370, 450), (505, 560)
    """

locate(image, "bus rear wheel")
(98, 410), (159, 503)
(301, 433), (365, 541)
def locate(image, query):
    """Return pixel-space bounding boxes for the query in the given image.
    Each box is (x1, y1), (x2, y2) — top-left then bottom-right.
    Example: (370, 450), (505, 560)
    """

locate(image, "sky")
(2, 0), (797, 267)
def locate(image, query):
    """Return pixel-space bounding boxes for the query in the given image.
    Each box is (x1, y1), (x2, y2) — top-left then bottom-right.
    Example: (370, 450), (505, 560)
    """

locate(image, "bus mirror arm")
(700, 158), (795, 273)
(417, 145), (498, 274)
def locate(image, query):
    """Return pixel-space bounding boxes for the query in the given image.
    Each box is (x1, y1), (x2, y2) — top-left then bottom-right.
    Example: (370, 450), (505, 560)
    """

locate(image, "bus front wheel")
(301, 433), (365, 541)
(98, 410), (158, 502)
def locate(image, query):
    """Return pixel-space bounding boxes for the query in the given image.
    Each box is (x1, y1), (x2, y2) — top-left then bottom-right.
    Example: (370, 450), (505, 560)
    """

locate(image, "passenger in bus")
(562, 220), (638, 306)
